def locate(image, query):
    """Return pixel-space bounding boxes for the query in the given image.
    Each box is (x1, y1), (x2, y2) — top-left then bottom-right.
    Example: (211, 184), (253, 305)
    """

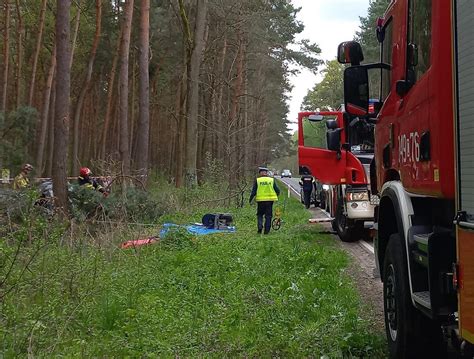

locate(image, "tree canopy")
(301, 59), (344, 111)
(301, 0), (391, 112)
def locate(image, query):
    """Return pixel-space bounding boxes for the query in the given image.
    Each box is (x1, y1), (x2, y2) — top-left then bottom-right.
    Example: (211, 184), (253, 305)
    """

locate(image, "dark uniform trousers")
(303, 190), (312, 208)
(257, 201), (274, 234)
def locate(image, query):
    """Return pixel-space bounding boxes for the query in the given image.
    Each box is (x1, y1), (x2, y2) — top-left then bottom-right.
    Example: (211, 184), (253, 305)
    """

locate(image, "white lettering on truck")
(398, 132), (420, 164)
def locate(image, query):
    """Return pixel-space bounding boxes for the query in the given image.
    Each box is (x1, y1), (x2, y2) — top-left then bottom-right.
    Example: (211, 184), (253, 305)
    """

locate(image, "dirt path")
(307, 207), (385, 333)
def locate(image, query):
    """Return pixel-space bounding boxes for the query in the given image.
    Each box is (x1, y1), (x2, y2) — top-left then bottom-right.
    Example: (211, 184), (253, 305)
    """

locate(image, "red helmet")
(80, 167), (91, 177)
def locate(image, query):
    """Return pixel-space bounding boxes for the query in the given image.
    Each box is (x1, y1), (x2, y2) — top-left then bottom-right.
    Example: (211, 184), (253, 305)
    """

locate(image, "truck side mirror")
(337, 41), (364, 66)
(327, 129), (341, 151)
(344, 66), (369, 117)
(326, 119), (338, 130)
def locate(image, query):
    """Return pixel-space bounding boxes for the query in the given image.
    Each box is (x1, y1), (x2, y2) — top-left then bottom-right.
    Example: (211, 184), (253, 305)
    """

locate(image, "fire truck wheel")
(383, 235), (446, 358)
(335, 199), (362, 242)
(319, 196), (326, 210)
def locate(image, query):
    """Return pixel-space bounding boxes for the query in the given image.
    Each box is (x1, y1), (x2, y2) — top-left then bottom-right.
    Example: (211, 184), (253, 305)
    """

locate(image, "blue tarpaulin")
(159, 223), (236, 238)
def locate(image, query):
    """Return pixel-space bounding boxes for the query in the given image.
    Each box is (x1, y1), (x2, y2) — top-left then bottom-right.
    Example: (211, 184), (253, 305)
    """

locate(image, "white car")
(281, 169), (292, 178)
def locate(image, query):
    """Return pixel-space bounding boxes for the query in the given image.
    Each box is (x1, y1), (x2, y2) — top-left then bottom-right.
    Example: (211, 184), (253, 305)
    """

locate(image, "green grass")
(0, 190), (386, 357)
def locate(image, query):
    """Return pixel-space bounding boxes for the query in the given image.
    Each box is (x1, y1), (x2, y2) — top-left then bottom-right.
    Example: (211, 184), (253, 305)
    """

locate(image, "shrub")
(101, 187), (169, 223)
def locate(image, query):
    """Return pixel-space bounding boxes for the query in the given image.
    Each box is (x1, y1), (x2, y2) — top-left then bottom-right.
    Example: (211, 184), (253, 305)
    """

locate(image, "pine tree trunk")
(175, 70), (186, 188)
(28, 0), (46, 107)
(130, 56), (136, 157)
(184, 0), (208, 186)
(69, 0), (82, 70)
(229, 35), (245, 182)
(100, 33), (121, 160)
(135, 0), (150, 178)
(71, 0), (102, 175)
(118, 0), (134, 177)
(52, 0), (71, 214)
(46, 81), (56, 178)
(36, 46), (56, 176)
(216, 36), (227, 161)
(2, 0), (11, 113)
(15, 0), (24, 108)
(243, 61), (249, 174)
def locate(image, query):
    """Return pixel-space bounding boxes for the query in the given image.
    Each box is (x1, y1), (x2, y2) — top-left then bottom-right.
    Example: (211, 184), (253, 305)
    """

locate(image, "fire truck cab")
(298, 111), (376, 242)
(338, 0), (474, 357)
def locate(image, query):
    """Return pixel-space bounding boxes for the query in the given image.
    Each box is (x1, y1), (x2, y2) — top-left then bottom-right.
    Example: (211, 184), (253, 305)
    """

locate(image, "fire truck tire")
(319, 194), (326, 210)
(383, 235), (446, 358)
(335, 198), (362, 242)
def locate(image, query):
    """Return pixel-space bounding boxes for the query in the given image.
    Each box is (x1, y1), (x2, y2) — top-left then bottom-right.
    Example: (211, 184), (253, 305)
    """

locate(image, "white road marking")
(360, 240), (375, 254)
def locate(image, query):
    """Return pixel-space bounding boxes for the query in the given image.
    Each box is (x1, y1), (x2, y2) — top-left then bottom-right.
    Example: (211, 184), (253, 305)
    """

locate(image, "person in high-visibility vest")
(249, 167), (280, 234)
(12, 163), (33, 190)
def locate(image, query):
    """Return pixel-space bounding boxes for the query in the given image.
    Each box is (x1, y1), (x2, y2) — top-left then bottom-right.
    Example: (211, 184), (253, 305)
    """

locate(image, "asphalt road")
(278, 176), (301, 197)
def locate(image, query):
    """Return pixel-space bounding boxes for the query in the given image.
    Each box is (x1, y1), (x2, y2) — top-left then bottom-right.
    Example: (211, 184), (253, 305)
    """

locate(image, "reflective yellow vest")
(13, 173), (29, 190)
(256, 177), (278, 202)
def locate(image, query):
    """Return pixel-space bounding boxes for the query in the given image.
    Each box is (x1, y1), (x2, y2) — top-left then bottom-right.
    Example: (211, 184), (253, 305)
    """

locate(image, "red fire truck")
(297, 111), (376, 241)
(330, 0), (474, 357)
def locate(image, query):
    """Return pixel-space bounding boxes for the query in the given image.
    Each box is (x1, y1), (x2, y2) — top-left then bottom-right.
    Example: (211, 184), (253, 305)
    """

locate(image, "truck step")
(413, 291), (431, 309)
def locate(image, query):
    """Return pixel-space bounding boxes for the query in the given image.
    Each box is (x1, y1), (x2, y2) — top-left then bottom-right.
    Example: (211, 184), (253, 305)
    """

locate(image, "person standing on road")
(12, 163), (33, 190)
(249, 167), (280, 234)
(299, 173), (314, 209)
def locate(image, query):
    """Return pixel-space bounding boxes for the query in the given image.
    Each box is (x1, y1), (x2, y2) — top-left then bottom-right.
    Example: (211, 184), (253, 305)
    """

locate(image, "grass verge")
(0, 189), (386, 357)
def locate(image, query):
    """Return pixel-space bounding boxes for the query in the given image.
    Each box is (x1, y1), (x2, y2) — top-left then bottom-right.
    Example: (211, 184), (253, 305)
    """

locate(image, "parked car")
(281, 169), (292, 178)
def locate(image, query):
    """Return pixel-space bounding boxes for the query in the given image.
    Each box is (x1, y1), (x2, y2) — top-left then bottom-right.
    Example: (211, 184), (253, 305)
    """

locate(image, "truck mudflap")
(457, 227), (474, 344)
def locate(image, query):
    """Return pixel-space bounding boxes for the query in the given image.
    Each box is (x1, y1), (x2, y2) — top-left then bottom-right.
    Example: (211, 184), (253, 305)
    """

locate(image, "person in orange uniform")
(249, 167), (280, 234)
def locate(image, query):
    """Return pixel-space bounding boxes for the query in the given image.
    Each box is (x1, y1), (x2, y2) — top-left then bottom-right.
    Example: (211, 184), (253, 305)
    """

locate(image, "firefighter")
(78, 167), (106, 195)
(299, 173), (314, 209)
(12, 163), (33, 190)
(249, 167), (280, 234)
